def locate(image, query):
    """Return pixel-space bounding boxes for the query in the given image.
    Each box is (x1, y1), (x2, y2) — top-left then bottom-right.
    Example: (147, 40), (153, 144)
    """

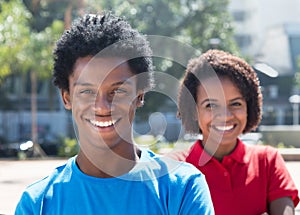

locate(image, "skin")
(196, 76), (247, 161)
(61, 56), (144, 178)
(269, 197), (295, 215)
(196, 76), (295, 214)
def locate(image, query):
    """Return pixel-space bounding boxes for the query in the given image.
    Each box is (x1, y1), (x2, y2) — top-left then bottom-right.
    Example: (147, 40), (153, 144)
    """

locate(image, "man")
(15, 13), (214, 214)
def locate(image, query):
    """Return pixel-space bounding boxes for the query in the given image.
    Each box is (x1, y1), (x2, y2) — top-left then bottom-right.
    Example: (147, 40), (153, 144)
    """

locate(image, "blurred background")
(0, 0), (300, 158)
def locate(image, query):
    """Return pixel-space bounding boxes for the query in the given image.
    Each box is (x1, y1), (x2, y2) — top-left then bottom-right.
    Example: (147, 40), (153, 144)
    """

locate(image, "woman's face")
(196, 76), (247, 147)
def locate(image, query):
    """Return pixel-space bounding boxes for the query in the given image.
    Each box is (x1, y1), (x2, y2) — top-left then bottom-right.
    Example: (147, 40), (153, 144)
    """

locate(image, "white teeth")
(90, 119), (116, 127)
(214, 125), (234, 131)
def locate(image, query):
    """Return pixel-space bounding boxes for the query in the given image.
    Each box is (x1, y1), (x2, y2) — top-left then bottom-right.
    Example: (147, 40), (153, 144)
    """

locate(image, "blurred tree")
(0, 0), (31, 83)
(20, 17), (63, 156)
(1, 0), (240, 135)
(22, 0), (86, 31)
(0, 0), (64, 155)
(296, 56), (300, 89)
(0, 0), (63, 95)
(93, 0), (238, 54)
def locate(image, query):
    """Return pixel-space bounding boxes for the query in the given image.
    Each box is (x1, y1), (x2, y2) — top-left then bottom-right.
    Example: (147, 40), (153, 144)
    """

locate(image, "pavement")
(0, 158), (299, 215)
(0, 158), (67, 215)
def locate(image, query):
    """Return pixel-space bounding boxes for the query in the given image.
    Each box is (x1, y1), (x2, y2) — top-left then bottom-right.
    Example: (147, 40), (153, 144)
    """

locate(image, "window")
(232, 11), (247, 22)
(234, 34), (252, 48)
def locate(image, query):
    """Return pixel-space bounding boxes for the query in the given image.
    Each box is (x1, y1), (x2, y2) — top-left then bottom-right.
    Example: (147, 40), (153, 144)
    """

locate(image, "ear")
(136, 92), (145, 108)
(60, 89), (72, 110)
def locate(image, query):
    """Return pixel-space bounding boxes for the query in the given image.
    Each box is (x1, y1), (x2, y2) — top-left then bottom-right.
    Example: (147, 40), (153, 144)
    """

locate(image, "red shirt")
(169, 139), (299, 215)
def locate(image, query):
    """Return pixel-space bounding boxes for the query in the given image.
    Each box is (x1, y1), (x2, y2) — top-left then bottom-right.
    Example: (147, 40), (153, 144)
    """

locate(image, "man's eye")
(80, 89), (95, 94)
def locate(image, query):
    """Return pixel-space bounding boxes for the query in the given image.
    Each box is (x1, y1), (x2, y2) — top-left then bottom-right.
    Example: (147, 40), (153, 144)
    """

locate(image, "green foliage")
(22, 0), (68, 31)
(0, 0), (31, 82)
(58, 137), (79, 157)
(275, 142), (295, 149)
(0, 0), (64, 81)
(90, 0), (239, 53)
(134, 134), (174, 153)
(22, 20), (64, 79)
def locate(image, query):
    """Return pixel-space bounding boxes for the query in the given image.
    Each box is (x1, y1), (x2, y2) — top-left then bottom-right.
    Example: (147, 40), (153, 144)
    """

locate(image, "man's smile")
(88, 119), (118, 128)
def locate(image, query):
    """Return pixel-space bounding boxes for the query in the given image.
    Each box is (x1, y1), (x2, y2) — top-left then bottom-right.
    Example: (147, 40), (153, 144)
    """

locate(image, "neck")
(201, 139), (238, 162)
(76, 145), (141, 178)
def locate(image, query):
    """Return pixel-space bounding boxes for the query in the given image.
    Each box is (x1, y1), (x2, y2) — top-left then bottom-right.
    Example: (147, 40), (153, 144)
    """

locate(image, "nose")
(93, 93), (112, 114)
(214, 107), (233, 119)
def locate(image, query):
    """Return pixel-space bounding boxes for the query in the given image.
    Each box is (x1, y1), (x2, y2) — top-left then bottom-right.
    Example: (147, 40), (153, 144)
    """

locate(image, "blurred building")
(228, 0), (300, 125)
(0, 74), (73, 144)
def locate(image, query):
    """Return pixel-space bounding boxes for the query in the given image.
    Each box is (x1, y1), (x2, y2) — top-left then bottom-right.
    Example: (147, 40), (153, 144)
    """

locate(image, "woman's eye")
(113, 88), (127, 94)
(231, 102), (242, 107)
(205, 103), (218, 109)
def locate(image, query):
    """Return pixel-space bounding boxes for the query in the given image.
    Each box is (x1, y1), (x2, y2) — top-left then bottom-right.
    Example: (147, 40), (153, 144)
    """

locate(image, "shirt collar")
(186, 140), (213, 166)
(225, 138), (250, 164)
(187, 138), (250, 166)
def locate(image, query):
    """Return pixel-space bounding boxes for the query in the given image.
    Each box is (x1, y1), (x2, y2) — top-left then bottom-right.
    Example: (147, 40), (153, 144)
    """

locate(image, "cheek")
(112, 97), (135, 111)
(71, 89), (97, 106)
(72, 99), (92, 120)
(197, 110), (213, 129)
(235, 108), (248, 120)
(233, 108), (248, 130)
(113, 98), (138, 119)
(72, 105), (84, 121)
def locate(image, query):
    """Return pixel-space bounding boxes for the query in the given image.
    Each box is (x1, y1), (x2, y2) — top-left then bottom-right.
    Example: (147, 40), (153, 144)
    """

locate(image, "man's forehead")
(74, 56), (127, 72)
(71, 56), (137, 88)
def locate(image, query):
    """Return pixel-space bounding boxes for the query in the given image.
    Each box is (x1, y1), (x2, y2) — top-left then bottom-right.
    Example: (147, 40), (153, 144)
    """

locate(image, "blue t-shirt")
(15, 149), (214, 215)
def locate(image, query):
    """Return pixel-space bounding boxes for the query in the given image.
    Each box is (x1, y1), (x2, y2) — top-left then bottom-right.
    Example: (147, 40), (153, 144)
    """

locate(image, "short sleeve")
(266, 147), (299, 207)
(178, 173), (215, 215)
(14, 191), (35, 215)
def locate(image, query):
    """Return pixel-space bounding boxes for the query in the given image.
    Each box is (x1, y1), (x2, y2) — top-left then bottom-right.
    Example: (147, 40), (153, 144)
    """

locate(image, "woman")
(170, 49), (299, 215)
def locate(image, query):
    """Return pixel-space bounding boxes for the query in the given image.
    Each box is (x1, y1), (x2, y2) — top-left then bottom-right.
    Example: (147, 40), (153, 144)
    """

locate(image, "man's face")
(61, 56), (144, 151)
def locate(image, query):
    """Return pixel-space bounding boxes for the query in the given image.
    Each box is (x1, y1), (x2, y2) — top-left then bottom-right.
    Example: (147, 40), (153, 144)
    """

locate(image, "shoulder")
(164, 148), (191, 161)
(245, 144), (281, 161)
(243, 143), (290, 178)
(145, 150), (214, 214)
(19, 157), (74, 202)
(15, 158), (74, 213)
(142, 148), (205, 181)
(164, 141), (199, 162)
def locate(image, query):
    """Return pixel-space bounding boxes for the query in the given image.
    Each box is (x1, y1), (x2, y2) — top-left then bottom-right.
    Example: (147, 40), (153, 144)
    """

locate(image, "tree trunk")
(30, 71), (46, 157)
(64, 1), (73, 30)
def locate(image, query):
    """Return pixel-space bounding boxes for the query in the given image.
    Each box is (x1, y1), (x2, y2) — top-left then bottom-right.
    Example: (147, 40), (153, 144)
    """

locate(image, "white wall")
(228, 0), (300, 71)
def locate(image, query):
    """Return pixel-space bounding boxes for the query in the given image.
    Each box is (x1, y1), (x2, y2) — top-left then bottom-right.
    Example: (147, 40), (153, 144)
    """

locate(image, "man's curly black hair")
(178, 49), (263, 134)
(52, 12), (154, 92)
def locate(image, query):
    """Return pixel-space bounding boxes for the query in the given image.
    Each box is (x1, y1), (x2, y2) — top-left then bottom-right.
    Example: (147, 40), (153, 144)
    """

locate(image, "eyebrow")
(73, 80), (134, 87)
(230, 97), (245, 102)
(111, 80), (134, 87)
(73, 82), (92, 87)
(200, 98), (217, 106)
(200, 97), (244, 105)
